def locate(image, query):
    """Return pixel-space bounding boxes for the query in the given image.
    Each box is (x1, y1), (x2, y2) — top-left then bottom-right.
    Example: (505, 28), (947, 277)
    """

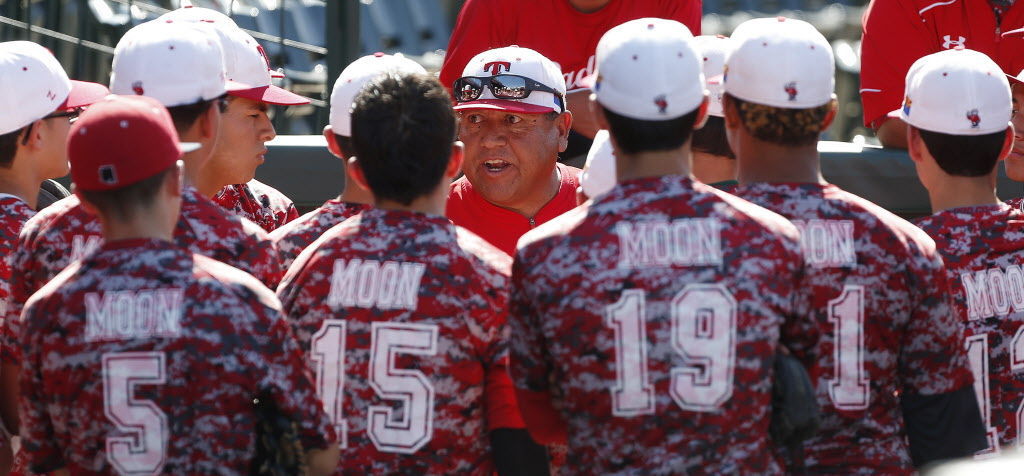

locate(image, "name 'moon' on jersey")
(17, 238), (333, 475)
(277, 207), (517, 475)
(510, 176), (814, 474)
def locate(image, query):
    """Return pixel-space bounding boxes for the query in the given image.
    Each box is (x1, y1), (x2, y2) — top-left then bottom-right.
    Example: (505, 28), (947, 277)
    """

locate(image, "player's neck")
(373, 183), (448, 217)
(98, 214), (175, 244)
(0, 153), (43, 209)
(927, 175), (1000, 213)
(692, 151), (737, 185)
(339, 178), (373, 205)
(615, 147), (691, 182)
(736, 142), (825, 185)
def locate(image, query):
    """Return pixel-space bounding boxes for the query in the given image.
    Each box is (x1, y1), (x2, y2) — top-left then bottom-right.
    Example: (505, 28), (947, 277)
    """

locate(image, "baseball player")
(908, 49), (1023, 455)
(270, 52), (425, 271)
(157, 7), (308, 233)
(17, 94), (338, 474)
(0, 39), (107, 475)
(278, 72), (543, 474)
(727, 18), (985, 472)
(509, 18), (814, 473)
(691, 34), (737, 190)
(1004, 70), (1024, 207)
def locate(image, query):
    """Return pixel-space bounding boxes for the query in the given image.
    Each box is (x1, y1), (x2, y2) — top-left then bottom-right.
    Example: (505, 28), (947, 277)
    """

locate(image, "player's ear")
(722, 94), (741, 130)
(820, 95), (839, 130)
(906, 125), (926, 163)
(347, 157), (371, 193)
(323, 126), (345, 159)
(446, 141), (465, 180)
(693, 95), (710, 131)
(999, 124), (1015, 162)
(165, 161), (184, 199)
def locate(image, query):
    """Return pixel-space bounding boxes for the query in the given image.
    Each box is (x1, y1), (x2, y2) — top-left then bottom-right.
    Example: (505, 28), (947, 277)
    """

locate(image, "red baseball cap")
(68, 95), (198, 192)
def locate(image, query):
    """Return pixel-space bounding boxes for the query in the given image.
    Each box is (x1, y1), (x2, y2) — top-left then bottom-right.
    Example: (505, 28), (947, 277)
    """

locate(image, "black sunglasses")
(453, 74), (564, 111)
(21, 108), (83, 146)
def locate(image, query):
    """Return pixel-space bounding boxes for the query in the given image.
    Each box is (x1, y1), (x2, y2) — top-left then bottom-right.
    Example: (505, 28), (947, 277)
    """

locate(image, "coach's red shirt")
(439, 0), (701, 92)
(447, 163), (581, 256)
(861, 0), (1024, 127)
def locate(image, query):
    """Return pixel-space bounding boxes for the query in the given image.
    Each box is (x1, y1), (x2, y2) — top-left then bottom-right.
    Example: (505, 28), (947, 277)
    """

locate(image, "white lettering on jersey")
(328, 259), (426, 311)
(85, 289), (184, 342)
(71, 234), (103, 261)
(563, 55), (596, 91)
(792, 219), (856, 268)
(961, 265), (1024, 320)
(615, 219), (722, 269)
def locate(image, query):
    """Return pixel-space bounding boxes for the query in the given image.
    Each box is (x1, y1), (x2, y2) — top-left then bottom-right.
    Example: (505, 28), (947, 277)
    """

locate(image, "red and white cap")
(588, 18), (704, 120)
(159, 6), (285, 79)
(214, 27), (309, 105)
(454, 46), (566, 114)
(694, 35), (734, 117)
(329, 52), (426, 136)
(0, 41), (108, 135)
(899, 48), (1011, 136)
(581, 129), (617, 198)
(725, 17), (834, 109)
(110, 21), (233, 107)
(69, 95), (197, 192)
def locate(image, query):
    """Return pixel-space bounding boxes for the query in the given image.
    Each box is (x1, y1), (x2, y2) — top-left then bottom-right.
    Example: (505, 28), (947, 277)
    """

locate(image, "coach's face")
(1009, 83), (1024, 182)
(205, 96), (276, 187)
(457, 109), (571, 208)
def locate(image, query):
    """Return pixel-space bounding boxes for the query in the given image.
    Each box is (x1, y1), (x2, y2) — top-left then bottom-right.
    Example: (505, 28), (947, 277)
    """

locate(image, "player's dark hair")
(726, 93), (831, 147)
(600, 105), (699, 155)
(692, 116), (735, 159)
(350, 73), (456, 206)
(166, 94), (227, 135)
(332, 133), (355, 160)
(0, 127), (24, 168)
(78, 165), (177, 222)
(917, 127), (1006, 177)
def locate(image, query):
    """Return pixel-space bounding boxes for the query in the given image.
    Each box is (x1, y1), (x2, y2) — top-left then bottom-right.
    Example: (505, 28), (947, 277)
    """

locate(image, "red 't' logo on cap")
(484, 61), (511, 75)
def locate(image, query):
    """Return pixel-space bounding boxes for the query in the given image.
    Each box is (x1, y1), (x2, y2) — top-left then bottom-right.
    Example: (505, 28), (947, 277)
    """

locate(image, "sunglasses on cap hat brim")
(452, 74), (565, 113)
(227, 84), (310, 106)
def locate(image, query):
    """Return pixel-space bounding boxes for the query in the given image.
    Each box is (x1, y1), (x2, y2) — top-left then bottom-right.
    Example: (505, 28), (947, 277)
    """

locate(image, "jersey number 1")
(965, 328), (1024, 455)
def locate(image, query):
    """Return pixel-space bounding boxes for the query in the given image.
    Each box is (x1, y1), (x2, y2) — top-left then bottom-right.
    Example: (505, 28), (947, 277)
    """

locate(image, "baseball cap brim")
(60, 80), (110, 110)
(453, 99), (556, 114)
(228, 85), (310, 105)
(1007, 73), (1024, 85)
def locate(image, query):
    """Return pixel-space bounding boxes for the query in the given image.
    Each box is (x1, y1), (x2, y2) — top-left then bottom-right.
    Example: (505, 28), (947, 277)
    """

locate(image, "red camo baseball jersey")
(439, 0), (701, 92)
(915, 203), (1024, 455)
(860, 0), (1024, 127)
(5, 187), (282, 366)
(18, 238), (333, 474)
(734, 182), (974, 474)
(269, 198), (370, 272)
(278, 208), (520, 475)
(510, 176), (815, 474)
(0, 195), (36, 367)
(214, 179), (300, 233)
(1007, 196), (1024, 213)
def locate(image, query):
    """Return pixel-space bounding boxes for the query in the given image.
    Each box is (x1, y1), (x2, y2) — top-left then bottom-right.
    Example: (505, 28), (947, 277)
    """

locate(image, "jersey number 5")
(311, 320), (439, 453)
(102, 351), (168, 476)
(605, 284), (737, 416)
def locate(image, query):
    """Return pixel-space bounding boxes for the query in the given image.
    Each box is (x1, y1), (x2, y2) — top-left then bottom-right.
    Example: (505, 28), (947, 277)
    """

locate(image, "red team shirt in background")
(509, 176), (815, 473)
(860, 0), (1024, 127)
(1, 187), (282, 368)
(18, 238), (333, 474)
(439, 0), (701, 92)
(270, 198), (370, 271)
(278, 208), (523, 474)
(447, 163), (581, 257)
(916, 203), (1024, 454)
(214, 179), (301, 233)
(734, 183), (974, 474)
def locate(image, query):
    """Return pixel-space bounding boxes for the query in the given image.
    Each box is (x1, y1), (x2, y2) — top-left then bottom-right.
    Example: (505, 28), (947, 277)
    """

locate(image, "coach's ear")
(348, 157), (370, 192)
(999, 124), (1015, 161)
(446, 141), (465, 180)
(323, 126), (345, 159)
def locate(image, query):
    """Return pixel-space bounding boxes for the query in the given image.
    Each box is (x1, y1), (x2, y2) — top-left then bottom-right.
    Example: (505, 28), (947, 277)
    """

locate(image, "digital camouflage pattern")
(916, 203), (1024, 455)
(269, 198), (370, 271)
(214, 179), (300, 233)
(278, 208), (513, 475)
(4, 187), (282, 366)
(18, 238), (333, 474)
(734, 182), (973, 474)
(0, 195), (35, 367)
(510, 176), (813, 474)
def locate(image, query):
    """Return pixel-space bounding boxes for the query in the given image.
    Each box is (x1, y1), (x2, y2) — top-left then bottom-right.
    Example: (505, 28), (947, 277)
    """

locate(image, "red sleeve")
(439, 0), (509, 91)
(484, 356), (526, 430)
(514, 388), (568, 445)
(665, 0), (702, 36)
(860, 0), (935, 127)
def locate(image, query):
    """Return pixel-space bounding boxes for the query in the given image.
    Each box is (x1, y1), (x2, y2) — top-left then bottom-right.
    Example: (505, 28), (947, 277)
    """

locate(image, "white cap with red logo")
(0, 41), (108, 135)
(725, 17), (834, 109)
(329, 52), (427, 136)
(588, 18), (705, 121)
(454, 46), (566, 114)
(900, 48), (1010, 136)
(110, 21), (233, 107)
(694, 35), (734, 117)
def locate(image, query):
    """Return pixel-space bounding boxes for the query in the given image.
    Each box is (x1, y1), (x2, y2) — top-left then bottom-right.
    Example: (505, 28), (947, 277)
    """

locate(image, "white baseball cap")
(453, 46), (566, 114)
(581, 130), (617, 198)
(899, 48), (1011, 136)
(0, 41), (108, 135)
(111, 21), (234, 107)
(158, 5), (238, 29)
(725, 17), (834, 109)
(694, 35), (734, 117)
(587, 18), (704, 121)
(329, 53), (427, 136)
